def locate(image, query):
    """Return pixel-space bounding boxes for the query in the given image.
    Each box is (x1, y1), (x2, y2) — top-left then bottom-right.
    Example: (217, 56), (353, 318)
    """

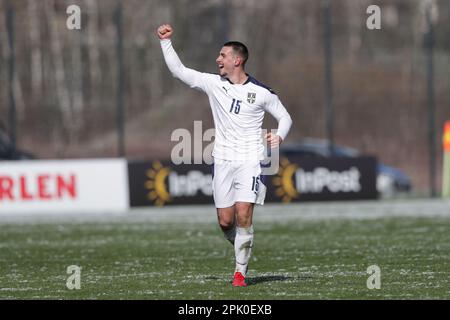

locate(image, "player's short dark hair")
(223, 41), (249, 66)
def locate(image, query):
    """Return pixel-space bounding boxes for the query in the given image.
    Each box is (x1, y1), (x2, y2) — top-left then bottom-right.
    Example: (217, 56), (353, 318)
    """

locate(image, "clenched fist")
(157, 24), (173, 40)
(265, 132), (283, 148)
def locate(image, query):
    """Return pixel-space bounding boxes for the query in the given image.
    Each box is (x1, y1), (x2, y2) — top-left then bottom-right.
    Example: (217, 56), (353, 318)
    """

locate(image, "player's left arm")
(264, 93), (293, 148)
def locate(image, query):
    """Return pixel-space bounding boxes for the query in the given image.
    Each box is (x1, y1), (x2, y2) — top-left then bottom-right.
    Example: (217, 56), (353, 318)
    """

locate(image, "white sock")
(234, 225), (254, 276)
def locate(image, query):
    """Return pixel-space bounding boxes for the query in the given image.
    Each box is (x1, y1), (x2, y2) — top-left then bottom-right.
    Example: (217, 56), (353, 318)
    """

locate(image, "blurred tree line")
(0, 0), (449, 193)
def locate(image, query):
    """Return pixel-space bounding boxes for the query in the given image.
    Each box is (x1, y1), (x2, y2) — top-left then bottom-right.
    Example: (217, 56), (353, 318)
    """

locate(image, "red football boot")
(232, 272), (247, 287)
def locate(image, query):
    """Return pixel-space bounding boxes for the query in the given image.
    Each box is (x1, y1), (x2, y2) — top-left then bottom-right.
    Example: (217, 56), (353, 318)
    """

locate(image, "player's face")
(216, 46), (236, 77)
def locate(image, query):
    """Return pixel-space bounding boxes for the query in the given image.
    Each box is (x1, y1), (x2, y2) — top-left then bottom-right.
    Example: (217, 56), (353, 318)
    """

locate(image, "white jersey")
(160, 39), (292, 161)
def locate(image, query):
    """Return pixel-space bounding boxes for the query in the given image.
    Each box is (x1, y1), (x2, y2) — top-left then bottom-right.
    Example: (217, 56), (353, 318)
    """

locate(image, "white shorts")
(212, 158), (267, 208)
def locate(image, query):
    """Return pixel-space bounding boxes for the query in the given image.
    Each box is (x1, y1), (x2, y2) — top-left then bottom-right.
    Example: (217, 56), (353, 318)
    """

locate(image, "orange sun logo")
(144, 161), (171, 207)
(272, 157), (300, 203)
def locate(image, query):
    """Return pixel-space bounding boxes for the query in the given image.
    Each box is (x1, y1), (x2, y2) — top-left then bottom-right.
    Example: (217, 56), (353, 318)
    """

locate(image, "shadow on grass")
(246, 275), (301, 286)
(205, 274), (313, 286)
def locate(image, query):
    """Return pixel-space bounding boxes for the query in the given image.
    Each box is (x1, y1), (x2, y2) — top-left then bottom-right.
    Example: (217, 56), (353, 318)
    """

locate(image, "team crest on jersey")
(247, 92), (256, 104)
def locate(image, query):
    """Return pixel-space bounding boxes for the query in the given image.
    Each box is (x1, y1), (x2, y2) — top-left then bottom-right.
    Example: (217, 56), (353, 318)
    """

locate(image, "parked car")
(279, 138), (412, 197)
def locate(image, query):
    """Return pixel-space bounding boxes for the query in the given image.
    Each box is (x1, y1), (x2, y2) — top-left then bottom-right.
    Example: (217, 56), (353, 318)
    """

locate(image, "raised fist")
(157, 24), (173, 40)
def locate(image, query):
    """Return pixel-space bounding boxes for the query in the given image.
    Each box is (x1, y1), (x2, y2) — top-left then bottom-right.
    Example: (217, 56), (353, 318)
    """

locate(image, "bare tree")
(45, 0), (73, 140)
(70, 24), (84, 139)
(85, 0), (102, 105)
(28, 0), (43, 99)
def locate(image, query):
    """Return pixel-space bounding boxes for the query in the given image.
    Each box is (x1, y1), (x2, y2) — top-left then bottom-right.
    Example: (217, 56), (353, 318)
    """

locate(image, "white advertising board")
(0, 159), (129, 214)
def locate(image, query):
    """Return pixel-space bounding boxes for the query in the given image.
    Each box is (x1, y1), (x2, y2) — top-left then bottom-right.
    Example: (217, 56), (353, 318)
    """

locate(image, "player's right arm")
(157, 24), (209, 93)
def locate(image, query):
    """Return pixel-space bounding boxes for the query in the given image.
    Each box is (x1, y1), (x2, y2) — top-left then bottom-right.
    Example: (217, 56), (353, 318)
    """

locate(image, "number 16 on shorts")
(252, 176), (260, 192)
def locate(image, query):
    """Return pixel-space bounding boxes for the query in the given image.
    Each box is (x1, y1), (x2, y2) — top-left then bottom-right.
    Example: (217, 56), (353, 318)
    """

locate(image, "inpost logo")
(296, 166), (361, 193)
(144, 161), (213, 206)
(145, 161), (171, 206)
(272, 157), (363, 201)
(272, 157), (300, 203)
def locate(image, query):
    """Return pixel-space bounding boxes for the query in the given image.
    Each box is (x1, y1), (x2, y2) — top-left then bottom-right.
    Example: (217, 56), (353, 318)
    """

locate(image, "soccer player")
(157, 24), (292, 287)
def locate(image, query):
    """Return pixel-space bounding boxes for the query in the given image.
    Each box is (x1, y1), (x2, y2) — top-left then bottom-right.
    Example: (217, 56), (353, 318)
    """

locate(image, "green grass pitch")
(0, 200), (449, 299)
